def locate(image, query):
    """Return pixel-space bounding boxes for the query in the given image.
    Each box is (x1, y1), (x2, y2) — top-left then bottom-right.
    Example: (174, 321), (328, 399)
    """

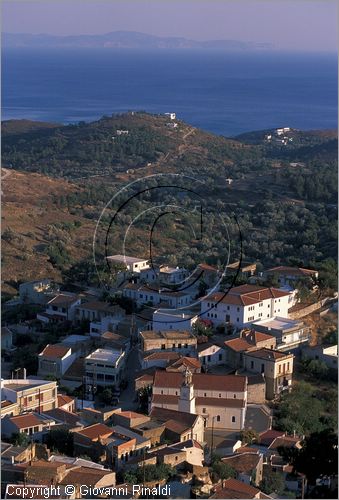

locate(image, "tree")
(260, 470), (285, 495)
(100, 388), (113, 405)
(13, 432), (29, 447)
(192, 320), (213, 337)
(210, 455), (236, 482)
(45, 428), (74, 456)
(278, 429), (338, 484)
(240, 429), (259, 445)
(306, 359), (329, 379)
(275, 382), (324, 435)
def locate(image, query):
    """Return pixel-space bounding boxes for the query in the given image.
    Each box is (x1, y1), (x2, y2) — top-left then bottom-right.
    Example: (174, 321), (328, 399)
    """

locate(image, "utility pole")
(210, 415), (215, 463)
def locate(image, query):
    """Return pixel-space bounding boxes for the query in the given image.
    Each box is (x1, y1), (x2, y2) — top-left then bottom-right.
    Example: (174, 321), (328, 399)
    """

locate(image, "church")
(151, 369), (248, 430)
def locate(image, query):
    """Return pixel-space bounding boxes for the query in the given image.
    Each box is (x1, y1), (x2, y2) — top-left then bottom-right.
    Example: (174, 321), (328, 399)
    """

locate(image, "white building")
(253, 316), (310, 351)
(38, 344), (77, 378)
(197, 343), (226, 368)
(158, 266), (188, 284)
(106, 255), (149, 273)
(85, 348), (126, 387)
(37, 293), (81, 323)
(1, 379), (58, 414)
(122, 283), (193, 308)
(19, 279), (58, 305)
(152, 310), (198, 331)
(200, 285), (292, 329)
(165, 113), (176, 120)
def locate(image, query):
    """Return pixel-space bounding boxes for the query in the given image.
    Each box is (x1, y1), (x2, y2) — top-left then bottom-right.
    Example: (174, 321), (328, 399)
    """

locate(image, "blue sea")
(1, 48), (337, 136)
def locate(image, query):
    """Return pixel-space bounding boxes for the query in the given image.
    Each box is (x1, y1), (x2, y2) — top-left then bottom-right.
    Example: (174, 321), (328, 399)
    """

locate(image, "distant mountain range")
(2, 31), (274, 50)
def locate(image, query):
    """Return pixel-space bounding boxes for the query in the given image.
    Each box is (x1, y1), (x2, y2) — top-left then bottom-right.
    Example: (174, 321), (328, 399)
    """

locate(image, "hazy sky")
(2, 0), (338, 52)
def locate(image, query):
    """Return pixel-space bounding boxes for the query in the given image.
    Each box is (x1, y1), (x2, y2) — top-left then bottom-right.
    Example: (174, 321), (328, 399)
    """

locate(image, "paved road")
(118, 346), (141, 411)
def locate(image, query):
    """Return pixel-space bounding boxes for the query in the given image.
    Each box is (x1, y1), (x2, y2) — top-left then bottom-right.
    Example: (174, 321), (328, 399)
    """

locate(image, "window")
(172, 344), (176, 348)
(279, 365), (281, 374)
(226, 314), (230, 322)
(208, 356), (211, 361)
(237, 318), (239, 322)
(184, 344), (188, 348)
(237, 307), (240, 312)
(218, 354), (222, 361)
(219, 393), (221, 398)
(232, 416), (236, 423)
(216, 415), (221, 422)
(251, 361), (254, 369)
(202, 408), (206, 413)
(161, 344), (166, 349)
(204, 392), (207, 397)
(287, 362), (290, 371)
(178, 343), (182, 348)
(261, 363), (265, 373)
(161, 390), (164, 395)
(227, 306), (230, 310)
(233, 394), (236, 398)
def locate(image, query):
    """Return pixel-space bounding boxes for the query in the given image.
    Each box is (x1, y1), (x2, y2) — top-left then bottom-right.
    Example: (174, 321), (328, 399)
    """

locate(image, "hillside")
(1, 169), (96, 294)
(1, 113), (337, 295)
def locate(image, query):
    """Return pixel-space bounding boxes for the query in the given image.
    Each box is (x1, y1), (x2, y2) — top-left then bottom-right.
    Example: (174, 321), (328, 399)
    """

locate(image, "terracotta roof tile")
(205, 285), (290, 307)
(153, 371), (247, 392)
(9, 414), (45, 429)
(225, 338), (253, 352)
(267, 266), (317, 276)
(259, 429), (285, 446)
(47, 294), (79, 306)
(244, 348), (293, 361)
(74, 423), (113, 441)
(39, 344), (70, 359)
(211, 478), (260, 499)
(268, 436), (301, 450)
(196, 397), (246, 408)
(59, 466), (114, 486)
(57, 394), (74, 407)
(222, 453), (261, 473)
(150, 407), (198, 428)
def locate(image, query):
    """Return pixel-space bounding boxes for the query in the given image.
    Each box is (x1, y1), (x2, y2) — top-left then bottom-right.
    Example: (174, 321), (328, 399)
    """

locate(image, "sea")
(1, 48), (337, 136)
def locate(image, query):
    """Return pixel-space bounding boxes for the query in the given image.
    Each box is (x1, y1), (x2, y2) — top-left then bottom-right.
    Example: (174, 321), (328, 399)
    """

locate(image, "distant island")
(2, 30), (274, 50)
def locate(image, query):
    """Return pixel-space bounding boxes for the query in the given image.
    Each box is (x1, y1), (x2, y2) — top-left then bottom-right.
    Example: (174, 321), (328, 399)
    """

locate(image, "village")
(1, 254), (337, 499)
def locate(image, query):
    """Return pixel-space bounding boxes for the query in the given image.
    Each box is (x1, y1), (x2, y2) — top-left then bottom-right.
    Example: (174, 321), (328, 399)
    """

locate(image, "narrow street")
(118, 345), (141, 411)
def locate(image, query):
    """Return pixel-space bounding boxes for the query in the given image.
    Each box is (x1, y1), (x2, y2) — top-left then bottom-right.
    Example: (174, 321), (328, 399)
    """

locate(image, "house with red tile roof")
(38, 344), (77, 378)
(166, 356), (201, 373)
(210, 478), (272, 499)
(150, 406), (205, 443)
(225, 329), (276, 369)
(37, 293), (81, 324)
(57, 394), (75, 412)
(113, 410), (150, 428)
(141, 350), (181, 370)
(201, 284), (293, 329)
(151, 370), (247, 431)
(264, 266), (318, 288)
(1, 413), (56, 440)
(222, 452), (264, 486)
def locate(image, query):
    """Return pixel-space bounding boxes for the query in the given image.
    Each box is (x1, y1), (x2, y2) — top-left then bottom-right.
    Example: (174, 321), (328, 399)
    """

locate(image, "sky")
(2, 0), (338, 52)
